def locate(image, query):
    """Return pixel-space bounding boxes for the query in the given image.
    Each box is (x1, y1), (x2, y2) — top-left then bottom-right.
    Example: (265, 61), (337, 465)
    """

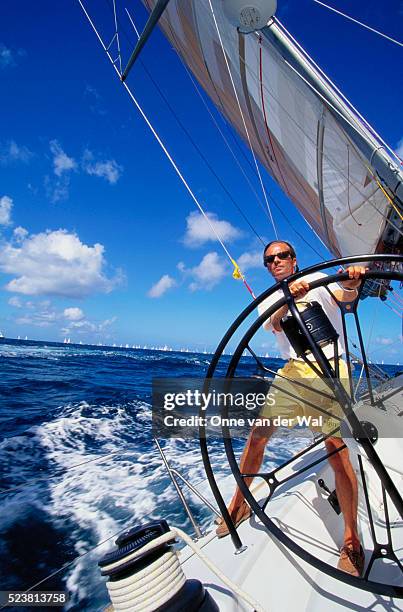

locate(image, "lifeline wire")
(312, 0), (403, 48)
(77, 0), (255, 298)
(207, 0), (279, 240)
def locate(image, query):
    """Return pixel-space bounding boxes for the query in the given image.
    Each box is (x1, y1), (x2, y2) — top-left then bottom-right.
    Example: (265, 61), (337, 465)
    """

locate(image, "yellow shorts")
(260, 358), (349, 437)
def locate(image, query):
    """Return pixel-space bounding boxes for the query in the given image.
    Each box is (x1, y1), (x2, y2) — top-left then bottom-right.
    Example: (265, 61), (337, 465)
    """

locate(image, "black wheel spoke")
(200, 254), (403, 597)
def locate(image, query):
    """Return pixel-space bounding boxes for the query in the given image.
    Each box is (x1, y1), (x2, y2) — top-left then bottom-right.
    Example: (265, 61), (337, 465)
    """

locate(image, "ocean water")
(0, 339), (399, 610)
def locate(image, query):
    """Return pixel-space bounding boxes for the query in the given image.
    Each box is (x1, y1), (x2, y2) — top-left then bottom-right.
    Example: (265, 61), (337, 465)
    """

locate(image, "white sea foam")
(1, 395), (313, 610)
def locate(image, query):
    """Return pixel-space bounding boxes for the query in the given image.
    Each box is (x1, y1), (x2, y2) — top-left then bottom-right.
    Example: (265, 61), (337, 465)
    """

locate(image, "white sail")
(143, 0), (402, 257)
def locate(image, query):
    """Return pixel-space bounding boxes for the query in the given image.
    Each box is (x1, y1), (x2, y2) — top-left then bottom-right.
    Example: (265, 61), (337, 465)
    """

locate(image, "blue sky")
(0, 0), (402, 360)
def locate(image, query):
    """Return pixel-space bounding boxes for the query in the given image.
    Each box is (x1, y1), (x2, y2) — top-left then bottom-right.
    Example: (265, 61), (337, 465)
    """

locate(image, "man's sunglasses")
(263, 250), (292, 266)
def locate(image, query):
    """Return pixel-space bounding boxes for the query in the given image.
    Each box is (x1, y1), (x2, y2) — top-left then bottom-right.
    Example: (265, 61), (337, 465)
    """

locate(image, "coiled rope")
(102, 528), (264, 612)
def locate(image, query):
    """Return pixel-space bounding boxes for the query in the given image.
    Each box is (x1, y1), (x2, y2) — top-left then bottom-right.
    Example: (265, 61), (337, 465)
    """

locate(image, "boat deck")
(181, 375), (403, 611)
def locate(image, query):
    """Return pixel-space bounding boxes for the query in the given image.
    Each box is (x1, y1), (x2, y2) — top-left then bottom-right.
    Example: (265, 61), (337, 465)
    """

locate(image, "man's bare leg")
(325, 437), (360, 549)
(226, 423), (276, 521)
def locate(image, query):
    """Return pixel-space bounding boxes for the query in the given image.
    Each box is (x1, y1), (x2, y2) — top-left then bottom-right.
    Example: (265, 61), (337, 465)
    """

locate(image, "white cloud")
(0, 44), (25, 69)
(148, 274), (176, 298)
(187, 252), (228, 291)
(64, 307), (84, 321)
(98, 316), (117, 330)
(9, 296), (117, 337)
(8, 296), (22, 308)
(237, 250), (262, 271)
(50, 140), (77, 177)
(183, 211), (242, 248)
(0, 44), (14, 68)
(84, 84), (107, 116)
(0, 140), (33, 164)
(82, 150), (122, 184)
(61, 315), (117, 336)
(375, 336), (394, 346)
(0, 228), (122, 298)
(46, 141), (77, 202)
(15, 303), (58, 328)
(45, 174), (70, 203)
(13, 226), (28, 242)
(45, 144), (122, 201)
(0, 195), (12, 225)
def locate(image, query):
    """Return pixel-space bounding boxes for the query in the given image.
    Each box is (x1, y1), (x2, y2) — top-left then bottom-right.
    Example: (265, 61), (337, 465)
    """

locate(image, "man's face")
(264, 242), (296, 281)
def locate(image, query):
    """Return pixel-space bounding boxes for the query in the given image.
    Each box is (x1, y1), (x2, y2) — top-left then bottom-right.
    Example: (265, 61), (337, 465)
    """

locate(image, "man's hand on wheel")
(289, 279), (310, 299)
(339, 265), (367, 290)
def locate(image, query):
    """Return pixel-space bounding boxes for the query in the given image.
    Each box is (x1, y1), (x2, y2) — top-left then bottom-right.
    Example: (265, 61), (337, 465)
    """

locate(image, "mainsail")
(140, 0), (402, 258)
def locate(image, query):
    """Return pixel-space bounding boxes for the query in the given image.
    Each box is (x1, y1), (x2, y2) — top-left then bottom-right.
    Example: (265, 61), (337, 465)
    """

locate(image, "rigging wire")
(111, 0), (122, 73)
(0, 516), (140, 604)
(174, 51), (331, 262)
(389, 288), (403, 306)
(160, 6), (290, 245)
(0, 450), (127, 496)
(312, 0), (403, 49)
(211, 23), (403, 240)
(77, 0), (256, 298)
(122, 5), (335, 262)
(385, 301), (403, 320)
(275, 18), (403, 167)
(253, 54), (403, 238)
(207, 0), (279, 240)
(388, 291), (403, 309)
(367, 335), (403, 357)
(121, 7), (265, 246)
(213, 18), (401, 227)
(158, 3), (395, 256)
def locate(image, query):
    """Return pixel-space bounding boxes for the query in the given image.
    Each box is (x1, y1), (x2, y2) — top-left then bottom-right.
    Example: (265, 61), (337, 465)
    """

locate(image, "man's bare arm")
(333, 265), (367, 303)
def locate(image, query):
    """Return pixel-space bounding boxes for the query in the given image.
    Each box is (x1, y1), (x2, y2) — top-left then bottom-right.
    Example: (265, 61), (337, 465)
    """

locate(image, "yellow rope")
(364, 163), (403, 221)
(375, 177), (403, 221)
(231, 259), (243, 280)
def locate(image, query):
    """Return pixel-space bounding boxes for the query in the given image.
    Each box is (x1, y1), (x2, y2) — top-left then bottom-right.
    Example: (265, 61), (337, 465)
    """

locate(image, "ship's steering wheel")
(200, 254), (403, 598)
